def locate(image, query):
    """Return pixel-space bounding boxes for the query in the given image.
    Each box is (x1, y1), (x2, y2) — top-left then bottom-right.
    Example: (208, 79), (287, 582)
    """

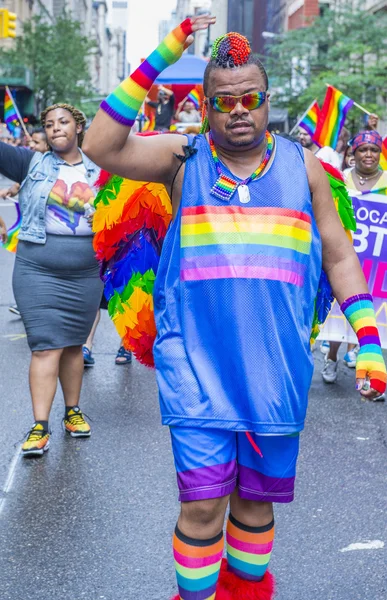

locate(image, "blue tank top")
(153, 134), (322, 434)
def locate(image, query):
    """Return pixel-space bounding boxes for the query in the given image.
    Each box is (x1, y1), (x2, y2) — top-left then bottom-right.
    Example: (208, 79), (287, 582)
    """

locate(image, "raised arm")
(175, 96), (187, 121)
(305, 149), (386, 399)
(158, 84), (174, 98)
(83, 15), (215, 187)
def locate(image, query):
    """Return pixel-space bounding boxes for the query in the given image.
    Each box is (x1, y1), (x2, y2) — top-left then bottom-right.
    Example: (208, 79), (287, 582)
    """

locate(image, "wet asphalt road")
(0, 185), (386, 600)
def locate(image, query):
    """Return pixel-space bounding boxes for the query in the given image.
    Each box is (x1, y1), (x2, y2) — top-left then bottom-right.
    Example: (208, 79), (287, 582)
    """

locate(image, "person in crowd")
(298, 126), (351, 170)
(175, 98), (201, 123)
(335, 126), (351, 159)
(345, 130), (387, 191)
(83, 17), (386, 600)
(322, 130), (386, 400)
(0, 103), (103, 457)
(1, 127), (50, 317)
(29, 128), (49, 153)
(342, 143), (355, 171)
(83, 301), (132, 366)
(145, 85), (175, 131)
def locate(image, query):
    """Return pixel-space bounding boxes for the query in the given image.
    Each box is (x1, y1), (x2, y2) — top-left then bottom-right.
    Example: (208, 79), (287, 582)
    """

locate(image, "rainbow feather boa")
(93, 171), (172, 366)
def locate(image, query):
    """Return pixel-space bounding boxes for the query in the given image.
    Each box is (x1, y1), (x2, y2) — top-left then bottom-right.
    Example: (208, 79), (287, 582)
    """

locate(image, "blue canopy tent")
(155, 54), (208, 85)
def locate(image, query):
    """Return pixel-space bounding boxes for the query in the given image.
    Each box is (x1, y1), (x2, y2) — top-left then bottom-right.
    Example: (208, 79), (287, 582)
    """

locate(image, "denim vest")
(18, 149), (100, 244)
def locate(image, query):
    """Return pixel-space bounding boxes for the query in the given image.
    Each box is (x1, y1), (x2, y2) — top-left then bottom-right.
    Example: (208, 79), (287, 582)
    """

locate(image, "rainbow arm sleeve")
(100, 19), (193, 127)
(341, 294), (387, 394)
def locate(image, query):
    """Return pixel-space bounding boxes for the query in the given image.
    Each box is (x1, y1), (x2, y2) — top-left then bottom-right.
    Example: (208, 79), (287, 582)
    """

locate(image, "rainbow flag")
(187, 88), (200, 109)
(299, 100), (320, 137)
(380, 137), (387, 170)
(180, 205), (312, 287)
(362, 187), (387, 196)
(4, 88), (19, 134)
(313, 85), (354, 149)
(1, 201), (21, 253)
(142, 110), (155, 131)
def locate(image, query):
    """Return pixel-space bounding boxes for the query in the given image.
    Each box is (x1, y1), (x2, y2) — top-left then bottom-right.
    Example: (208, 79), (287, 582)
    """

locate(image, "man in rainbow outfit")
(83, 15), (386, 600)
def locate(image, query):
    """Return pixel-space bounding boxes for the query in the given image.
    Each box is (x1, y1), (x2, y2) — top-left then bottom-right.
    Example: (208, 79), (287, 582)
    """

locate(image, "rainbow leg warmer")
(172, 526), (223, 600)
(226, 515), (274, 582)
(100, 19), (193, 127)
(341, 294), (387, 394)
(209, 515), (275, 600)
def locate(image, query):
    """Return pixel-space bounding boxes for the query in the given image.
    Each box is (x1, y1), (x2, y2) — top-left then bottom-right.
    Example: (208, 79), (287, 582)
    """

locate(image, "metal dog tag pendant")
(238, 184), (250, 204)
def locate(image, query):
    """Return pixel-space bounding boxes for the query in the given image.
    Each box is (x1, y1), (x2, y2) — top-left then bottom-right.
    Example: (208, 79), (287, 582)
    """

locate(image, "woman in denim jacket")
(0, 104), (103, 456)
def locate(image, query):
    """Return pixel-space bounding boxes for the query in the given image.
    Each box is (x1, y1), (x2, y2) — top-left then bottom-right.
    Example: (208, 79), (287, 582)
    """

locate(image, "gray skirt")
(13, 234), (103, 352)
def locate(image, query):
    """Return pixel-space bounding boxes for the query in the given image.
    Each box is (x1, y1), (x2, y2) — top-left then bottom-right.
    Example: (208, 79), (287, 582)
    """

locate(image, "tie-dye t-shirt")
(45, 162), (94, 235)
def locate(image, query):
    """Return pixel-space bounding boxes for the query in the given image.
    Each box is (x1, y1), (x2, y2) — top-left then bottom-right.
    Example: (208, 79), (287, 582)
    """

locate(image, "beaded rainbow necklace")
(209, 130), (274, 202)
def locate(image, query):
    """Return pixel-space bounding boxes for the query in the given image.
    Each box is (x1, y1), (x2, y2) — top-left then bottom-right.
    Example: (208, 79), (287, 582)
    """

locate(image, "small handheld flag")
(298, 100), (320, 137)
(4, 87), (19, 134)
(313, 85), (354, 149)
(187, 88), (200, 109)
(142, 110), (155, 132)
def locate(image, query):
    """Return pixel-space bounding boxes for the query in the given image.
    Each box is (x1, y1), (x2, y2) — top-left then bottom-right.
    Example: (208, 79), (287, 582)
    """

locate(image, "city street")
(0, 185), (386, 600)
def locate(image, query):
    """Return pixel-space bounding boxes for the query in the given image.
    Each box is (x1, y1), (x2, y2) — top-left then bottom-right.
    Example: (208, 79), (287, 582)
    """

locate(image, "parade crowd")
(0, 13), (386, 600)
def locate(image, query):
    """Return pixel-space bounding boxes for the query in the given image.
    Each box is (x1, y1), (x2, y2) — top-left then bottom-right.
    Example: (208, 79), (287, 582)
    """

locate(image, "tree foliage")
(0, 13), (96, 114)
(263, 0), (387, 126)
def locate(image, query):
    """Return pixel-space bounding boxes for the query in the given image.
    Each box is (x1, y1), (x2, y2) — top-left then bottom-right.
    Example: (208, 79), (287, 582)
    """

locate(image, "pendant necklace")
(209, 131), (274, 203)
(355, 169), (380, 186)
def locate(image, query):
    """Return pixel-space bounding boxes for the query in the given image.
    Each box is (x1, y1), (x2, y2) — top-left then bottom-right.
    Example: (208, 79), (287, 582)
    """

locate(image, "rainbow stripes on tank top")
(181, 205), (312, 286)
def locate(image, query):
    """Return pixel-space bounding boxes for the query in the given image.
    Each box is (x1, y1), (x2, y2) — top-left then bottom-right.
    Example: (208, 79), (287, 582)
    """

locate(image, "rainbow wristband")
(341, 293), (386, 394)
(100, 19), (193, 127)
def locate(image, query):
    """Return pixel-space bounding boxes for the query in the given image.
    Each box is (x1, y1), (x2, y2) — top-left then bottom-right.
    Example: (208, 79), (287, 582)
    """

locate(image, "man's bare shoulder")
(302, 146), (327, 190)
(132, 132), (190, 154)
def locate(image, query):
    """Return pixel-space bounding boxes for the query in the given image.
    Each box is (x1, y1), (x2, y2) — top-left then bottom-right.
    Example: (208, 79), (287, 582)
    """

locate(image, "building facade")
(0, 0), (126, 100)
(175, 0), (212, 56)
(108, 0), (129, 82)
(226, 1), (288, 56)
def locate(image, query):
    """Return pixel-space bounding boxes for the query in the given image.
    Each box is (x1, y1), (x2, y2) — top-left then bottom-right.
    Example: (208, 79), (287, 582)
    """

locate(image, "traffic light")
(0, 9), (17, 39)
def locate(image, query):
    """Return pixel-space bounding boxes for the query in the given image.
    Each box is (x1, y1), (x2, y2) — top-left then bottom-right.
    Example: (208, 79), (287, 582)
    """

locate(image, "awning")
(155, 54), (208, 85)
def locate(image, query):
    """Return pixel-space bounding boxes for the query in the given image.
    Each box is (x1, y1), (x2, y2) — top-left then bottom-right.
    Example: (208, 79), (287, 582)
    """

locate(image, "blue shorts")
(170, 427), (300, 503)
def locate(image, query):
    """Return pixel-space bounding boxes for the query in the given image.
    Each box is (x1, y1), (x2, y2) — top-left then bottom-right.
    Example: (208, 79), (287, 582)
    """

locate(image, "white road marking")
(356, 437), (369, 440)
(0, 445), (21, 516)
(340, 540), (384, 552)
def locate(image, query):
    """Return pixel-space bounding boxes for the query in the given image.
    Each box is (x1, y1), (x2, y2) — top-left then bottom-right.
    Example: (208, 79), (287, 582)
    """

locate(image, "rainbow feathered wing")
(93, 160), (356, 365)
(93, 171), (172, 367)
